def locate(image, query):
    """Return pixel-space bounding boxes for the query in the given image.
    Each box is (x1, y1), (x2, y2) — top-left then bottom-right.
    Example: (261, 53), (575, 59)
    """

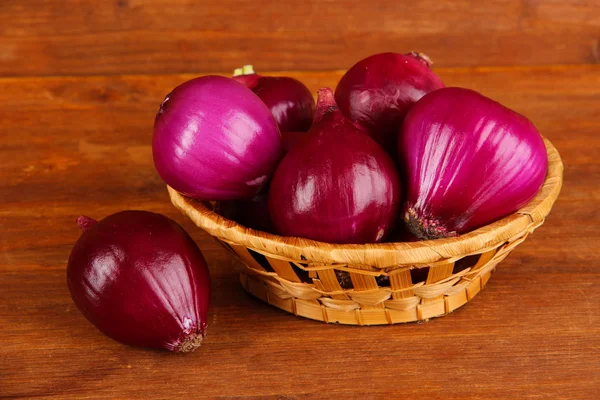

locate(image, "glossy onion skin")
(234, 72), (315, 133)
(335, 52), (444, 149)
(67, 211), (211, 352)
(399, 87), (548, 239)
(153, 75), (283, 200)
(269, 89), (401, 244)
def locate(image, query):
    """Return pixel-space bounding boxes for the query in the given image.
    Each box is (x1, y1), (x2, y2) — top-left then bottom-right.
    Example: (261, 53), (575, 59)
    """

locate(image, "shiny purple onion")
(335, 52), (445, 151)
(399, 87), (548, 239)
(269, 88), (401, 244)
(153, 75), (283, 200)
(233, 65), (315, 133)
(67, 211), (211, 352)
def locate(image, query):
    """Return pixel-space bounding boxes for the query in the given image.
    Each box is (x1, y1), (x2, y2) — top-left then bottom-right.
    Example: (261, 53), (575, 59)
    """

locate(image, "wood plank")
(1, 0), (600, 76)
(0, 66), (599, 398)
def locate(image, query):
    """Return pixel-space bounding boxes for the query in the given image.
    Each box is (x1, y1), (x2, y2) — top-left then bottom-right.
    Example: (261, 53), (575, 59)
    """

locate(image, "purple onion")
(335, 52), (444, 150)
(281, 131), (309, 153)
(153, 75), (283, 200)
(67, 211), (211, 352)
(216, 189), (276, 233)
(233, 65), (315, 133)
(399, 87), (548, 239)
(269, 88), (401, 244)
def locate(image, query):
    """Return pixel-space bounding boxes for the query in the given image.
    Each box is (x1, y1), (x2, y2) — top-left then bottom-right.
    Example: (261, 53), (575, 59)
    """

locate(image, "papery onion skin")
(67, 211), (211, 353)
(335, 52), (444, 150)
(399, 87), (548, 239)
(153, 75), (283, 200)
(233, 65), (315, 133)
(269, 88), (401, 244)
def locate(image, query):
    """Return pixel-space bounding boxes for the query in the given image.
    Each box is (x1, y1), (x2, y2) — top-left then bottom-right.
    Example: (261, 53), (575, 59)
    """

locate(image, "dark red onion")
(216, 190), (275, 233)
(67, 211), (211, 353)
(335, 52), (444, 150)
(399, 87), (548, 239)
(233, 65), (315, 133)
(268, 88), (401, 244)
(153, 75), (283, 200)
(281, 131), (309, 153)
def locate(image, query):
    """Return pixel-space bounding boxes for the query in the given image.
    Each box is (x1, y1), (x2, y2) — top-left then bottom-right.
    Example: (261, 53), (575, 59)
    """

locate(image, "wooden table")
(1, 65), (599, 399)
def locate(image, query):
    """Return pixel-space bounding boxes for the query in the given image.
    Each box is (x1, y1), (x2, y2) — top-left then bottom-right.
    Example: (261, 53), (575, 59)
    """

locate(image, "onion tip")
(242, 65), (255, 74)
(314, 88), (337, 121)
(155, 93), (171, 123)
(76, 215), (97, 233)
(405, 207), (457, 240)
(174, 325), (207, 353)
(233, 65), (255, 76)
(407, 51), (433, 67)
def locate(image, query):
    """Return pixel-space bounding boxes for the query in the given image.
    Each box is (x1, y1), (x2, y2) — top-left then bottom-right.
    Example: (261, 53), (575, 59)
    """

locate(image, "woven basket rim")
(169, 137), (563, 267)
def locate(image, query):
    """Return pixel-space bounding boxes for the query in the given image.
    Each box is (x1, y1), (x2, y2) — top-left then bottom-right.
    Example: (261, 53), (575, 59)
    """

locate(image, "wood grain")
(1, 0), (600, 77)
(1, 66), (599, 399)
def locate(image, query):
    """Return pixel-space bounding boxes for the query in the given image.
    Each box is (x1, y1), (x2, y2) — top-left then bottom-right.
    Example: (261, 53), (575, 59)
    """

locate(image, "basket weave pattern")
(169, 139), (563, 325)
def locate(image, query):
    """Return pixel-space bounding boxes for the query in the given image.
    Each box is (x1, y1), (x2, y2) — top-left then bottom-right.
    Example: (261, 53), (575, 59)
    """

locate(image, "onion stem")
(233, 65), (255, 76)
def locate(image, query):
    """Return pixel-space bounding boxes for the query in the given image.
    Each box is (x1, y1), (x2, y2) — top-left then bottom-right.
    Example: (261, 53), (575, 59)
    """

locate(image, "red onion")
(67, 211), (211, 352)
(335, 52), (444, 149)
(281, 131), (309, 153)
(153, 75), (283, 200)
(216, 190), (275, 233)
(399, 87), (548, 239)
(268, 88), (401, 244)
(233, 65), (315, 132)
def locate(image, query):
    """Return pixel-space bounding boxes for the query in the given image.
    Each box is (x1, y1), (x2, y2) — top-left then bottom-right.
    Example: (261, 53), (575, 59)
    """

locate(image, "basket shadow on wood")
(169, 139), (563, 325)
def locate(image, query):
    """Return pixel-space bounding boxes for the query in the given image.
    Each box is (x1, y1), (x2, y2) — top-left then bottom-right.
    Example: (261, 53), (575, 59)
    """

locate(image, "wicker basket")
(169, 138), (563, 325)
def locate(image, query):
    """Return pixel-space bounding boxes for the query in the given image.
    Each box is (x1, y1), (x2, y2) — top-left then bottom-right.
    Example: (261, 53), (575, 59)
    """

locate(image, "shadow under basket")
(169, 138), (563, 325)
